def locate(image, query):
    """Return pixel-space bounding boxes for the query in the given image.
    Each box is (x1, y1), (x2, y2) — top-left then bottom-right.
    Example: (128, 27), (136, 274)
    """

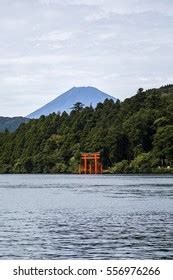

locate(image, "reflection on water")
(0, 174), (172, 259)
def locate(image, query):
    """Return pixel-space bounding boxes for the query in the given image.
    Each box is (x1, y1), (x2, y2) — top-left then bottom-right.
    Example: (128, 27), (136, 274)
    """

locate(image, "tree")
(137, 88), (144, 94)
(153, 125), (173, 166)
(0, 84), (172, 173)
(71, 102), (85, 112)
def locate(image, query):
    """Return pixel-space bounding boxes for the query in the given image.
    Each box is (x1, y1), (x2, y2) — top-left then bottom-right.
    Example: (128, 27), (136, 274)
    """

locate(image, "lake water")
(0, 174), (172, 259)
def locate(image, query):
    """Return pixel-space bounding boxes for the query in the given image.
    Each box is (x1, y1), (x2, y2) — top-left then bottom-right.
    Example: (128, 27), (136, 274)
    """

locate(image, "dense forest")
(0, 85), (173, 174)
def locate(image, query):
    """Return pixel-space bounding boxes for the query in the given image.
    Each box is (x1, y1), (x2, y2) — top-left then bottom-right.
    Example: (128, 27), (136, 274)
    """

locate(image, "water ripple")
(0, 174), (172, 259)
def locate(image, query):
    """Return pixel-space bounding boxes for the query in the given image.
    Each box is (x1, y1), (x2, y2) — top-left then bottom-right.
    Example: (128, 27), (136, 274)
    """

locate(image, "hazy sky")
(0, 0), (173, 116)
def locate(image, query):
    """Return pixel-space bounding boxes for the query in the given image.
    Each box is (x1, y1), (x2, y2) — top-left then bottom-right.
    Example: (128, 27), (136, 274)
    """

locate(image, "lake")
(0, 174), (172, 259)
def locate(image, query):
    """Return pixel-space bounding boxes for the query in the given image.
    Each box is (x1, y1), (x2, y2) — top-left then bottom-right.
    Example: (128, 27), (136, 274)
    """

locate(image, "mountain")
(0, 117), (30, 132)
(0, 84), (172, 174)
(26, 86), (117, 118)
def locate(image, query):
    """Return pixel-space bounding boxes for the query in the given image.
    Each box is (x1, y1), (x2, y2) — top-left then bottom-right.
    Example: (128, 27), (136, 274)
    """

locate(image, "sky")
(0, 0), (173, 116)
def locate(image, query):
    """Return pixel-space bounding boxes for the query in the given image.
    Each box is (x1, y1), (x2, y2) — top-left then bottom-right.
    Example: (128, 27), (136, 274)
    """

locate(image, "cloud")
(0, 54), (76, 66)
(38, 31), (73, 41)
(0, 0), (172, 116)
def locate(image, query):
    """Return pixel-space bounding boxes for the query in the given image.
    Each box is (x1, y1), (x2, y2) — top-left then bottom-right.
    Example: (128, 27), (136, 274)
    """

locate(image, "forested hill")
(0, 117), (29, 132)
(0, 84), (173, 174)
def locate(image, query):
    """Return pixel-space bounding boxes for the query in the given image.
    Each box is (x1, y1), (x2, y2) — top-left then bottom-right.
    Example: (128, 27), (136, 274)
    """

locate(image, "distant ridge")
(26, 86), (117, 119)
(0, 116), (30, 132)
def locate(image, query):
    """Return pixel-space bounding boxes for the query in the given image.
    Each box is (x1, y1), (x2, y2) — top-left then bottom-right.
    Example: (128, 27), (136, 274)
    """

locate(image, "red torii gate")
(79, 152), (103, 174)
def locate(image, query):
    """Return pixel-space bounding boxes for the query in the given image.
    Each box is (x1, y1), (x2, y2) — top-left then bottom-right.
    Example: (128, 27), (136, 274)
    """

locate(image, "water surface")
(0, 174), (172, 259)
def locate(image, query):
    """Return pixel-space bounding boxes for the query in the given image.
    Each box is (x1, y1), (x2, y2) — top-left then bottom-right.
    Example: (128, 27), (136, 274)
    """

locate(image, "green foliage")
(0, 85), (173, 173)
(70, 102), (85, 112)
(153, 125), (173, 166)
(109, 160), (130, 173)
(130, 153), (152, 173)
